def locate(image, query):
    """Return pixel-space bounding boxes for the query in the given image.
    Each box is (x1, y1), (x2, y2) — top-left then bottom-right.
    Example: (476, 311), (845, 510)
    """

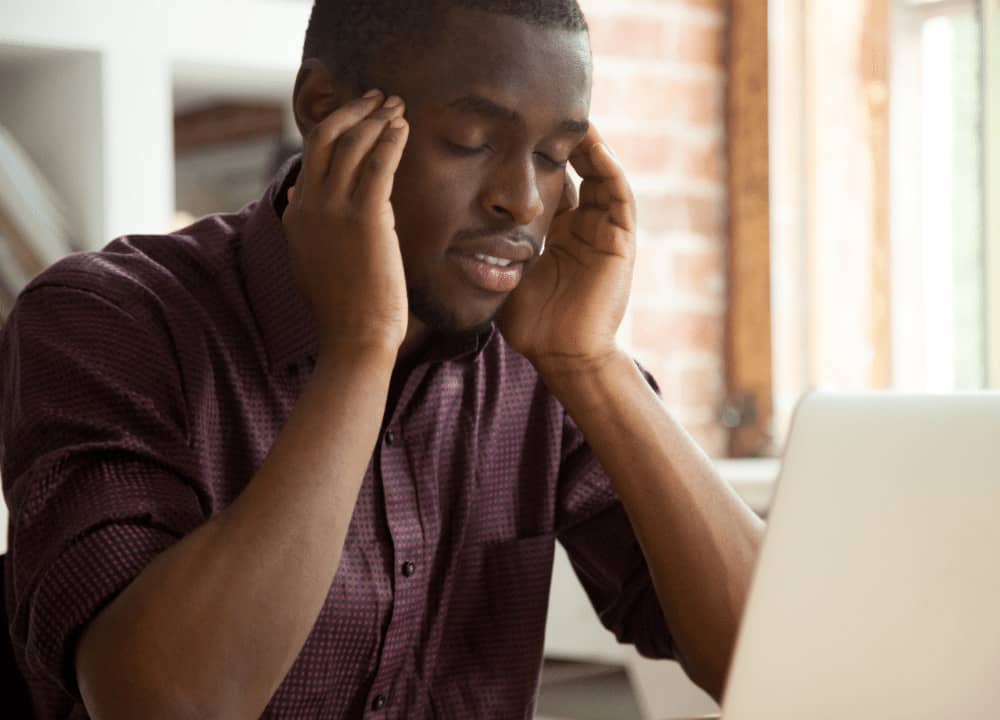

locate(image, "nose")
(479, 156), (545, 226)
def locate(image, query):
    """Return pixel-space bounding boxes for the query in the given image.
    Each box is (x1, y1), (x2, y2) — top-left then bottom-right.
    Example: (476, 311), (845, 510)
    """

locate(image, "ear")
(292, 58), (354, 138)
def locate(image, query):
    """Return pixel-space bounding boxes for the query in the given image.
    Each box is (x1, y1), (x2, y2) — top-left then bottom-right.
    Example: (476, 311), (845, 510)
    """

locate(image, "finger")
(579, 179), (616, 208)
(588, 143), (637, 233)
(555, 172), (579, 216)
(328, 97), (406, 197)
(568, 124), (607, 179)
(298, 90), (384, 198)
(354, 117), (411, 211)
(569, 206), (609, 245)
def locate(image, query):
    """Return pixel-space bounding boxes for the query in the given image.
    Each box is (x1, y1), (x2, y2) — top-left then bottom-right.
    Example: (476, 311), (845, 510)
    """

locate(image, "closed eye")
(447, 141), (492, 157)
(535, 152), (569, 170)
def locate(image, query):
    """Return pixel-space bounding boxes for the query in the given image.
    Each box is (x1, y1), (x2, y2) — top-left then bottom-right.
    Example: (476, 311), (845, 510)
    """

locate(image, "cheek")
(539, 176), (568, 224)
(393, 146), (477, 229)
(390, 147), (477, 270)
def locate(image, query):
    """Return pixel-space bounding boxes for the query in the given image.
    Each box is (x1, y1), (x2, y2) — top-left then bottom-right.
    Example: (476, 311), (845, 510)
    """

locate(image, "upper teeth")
(475, 254), (513, 267)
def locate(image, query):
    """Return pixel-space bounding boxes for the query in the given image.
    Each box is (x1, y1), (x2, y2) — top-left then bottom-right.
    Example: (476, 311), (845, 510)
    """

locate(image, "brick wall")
(581, 0), (729, 456)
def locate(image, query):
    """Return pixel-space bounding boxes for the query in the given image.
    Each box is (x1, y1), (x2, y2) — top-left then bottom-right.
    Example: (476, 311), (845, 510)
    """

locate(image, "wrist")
(314, 340), (398, 379)
(534, 348), (633, 402)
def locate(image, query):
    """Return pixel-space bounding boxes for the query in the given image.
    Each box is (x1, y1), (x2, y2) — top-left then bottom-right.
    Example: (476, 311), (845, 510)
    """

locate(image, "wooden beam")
(725, 0), (773, 456)
(174, 102), (285, 154)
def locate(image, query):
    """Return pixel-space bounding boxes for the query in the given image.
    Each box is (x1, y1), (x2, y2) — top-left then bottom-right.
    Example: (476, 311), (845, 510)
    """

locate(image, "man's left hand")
(498, 125), (636, 377)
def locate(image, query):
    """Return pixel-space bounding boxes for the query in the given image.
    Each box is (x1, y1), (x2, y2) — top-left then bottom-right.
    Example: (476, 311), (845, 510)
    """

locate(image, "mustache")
(452, 226), (542, 256)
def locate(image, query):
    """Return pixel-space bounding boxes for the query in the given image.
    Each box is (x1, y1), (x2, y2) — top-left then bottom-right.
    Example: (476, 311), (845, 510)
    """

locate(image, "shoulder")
(22, 209), (249, 317)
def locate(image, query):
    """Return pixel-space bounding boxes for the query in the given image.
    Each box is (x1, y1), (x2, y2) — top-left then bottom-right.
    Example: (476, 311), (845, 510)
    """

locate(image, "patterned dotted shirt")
(1, 159), (673, 719)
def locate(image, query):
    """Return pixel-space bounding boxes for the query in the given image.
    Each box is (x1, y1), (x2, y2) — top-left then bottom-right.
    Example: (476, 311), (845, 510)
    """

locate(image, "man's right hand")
(282, 91), (411, 356)
(76, 93), (414, 720)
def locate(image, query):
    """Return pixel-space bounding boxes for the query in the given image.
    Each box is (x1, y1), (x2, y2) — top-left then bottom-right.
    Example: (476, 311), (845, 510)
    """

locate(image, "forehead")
(397, 8), (593, 120)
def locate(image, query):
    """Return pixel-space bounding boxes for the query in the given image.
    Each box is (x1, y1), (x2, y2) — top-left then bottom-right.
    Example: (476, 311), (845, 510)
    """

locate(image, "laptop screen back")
(723, 392), (1000, 720)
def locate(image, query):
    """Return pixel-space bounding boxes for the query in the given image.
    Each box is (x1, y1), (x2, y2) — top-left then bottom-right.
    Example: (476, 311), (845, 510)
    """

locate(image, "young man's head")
(293, 0), (593, 338)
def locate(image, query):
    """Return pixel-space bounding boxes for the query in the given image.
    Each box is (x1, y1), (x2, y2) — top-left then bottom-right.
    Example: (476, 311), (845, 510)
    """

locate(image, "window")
(765, 0), (998, 448)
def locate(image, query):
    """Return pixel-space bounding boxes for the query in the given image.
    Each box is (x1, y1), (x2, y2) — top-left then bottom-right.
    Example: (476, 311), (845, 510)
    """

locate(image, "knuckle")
(336, 129), (360, 150)
(314, 197), (340, 221)
(377, 132), (403, 150)
(374, 105), (401, 121)
(341, 201), (365, 222)
(316, 113), (345, 138)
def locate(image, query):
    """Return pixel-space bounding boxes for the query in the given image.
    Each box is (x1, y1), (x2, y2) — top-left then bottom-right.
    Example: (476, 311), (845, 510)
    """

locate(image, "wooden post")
(725, 0), (773, 456)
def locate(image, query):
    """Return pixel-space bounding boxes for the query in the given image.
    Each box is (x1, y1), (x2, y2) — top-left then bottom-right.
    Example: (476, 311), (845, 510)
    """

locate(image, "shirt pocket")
(426, 533), (557, 717)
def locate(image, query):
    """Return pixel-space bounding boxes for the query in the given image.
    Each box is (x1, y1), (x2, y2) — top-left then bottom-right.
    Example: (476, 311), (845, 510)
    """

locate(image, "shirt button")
(385, 429), (396, 446)
(371, 694), (386, 711)
(401, 560), (416, 578)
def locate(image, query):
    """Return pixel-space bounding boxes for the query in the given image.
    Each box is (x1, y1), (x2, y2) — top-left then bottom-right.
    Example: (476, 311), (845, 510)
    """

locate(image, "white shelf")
(0, 0), (309, 249)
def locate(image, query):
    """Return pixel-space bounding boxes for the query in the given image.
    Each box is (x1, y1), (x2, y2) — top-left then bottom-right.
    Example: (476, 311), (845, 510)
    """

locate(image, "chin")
(408, 284), (500, 337)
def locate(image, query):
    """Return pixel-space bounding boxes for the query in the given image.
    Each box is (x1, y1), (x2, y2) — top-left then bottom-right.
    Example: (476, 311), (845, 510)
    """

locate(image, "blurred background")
(0, 0), (997, 718)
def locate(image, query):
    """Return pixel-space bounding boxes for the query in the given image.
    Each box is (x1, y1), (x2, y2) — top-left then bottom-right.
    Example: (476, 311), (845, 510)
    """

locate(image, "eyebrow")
(446, 94), (590, 136)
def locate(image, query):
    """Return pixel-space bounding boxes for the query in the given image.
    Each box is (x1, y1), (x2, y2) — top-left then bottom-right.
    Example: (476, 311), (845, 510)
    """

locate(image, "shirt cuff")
(20, 521), (182, 698)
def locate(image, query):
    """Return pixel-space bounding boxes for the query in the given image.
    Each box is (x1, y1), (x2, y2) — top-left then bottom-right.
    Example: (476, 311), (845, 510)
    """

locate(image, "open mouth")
(451, 252), (525, 293)
(475, 253), (514, 268)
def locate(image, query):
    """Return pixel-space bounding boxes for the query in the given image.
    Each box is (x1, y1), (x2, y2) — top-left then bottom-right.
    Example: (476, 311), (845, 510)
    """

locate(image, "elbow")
(674, 640), (733, 704)
(76, 628), (224, 720)
(688, 660), (728, 704)
(78, 662), (219, 720)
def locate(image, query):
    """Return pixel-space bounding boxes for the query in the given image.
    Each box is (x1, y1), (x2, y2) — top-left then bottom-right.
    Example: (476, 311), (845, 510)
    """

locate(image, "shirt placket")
(362, 405), (427, 718)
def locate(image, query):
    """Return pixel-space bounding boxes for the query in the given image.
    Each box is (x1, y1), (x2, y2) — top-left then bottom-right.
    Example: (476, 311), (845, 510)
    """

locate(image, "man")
(0, 1), (764, 717)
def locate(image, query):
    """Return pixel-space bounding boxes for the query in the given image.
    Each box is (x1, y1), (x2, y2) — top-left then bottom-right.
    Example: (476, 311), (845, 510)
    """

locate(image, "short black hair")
(303, 0), (589, 90)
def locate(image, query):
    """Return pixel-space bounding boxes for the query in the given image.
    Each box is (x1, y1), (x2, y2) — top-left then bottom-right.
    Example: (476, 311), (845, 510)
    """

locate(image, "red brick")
(682, 139), (727, 184)
(673, 247), (726, 297)
(603, 132), (677, 176)
(649, 0), (724, 10)
(579, 0), (729, 451)
(637, 192), (726, 238)
(676, 364), (725, 407)
(588, 16), (671, 59)
(630, 308), (725, 355)
(676, 20), (726, 67)
(631, 241), (672, 301)
(591, 73), (723, 128)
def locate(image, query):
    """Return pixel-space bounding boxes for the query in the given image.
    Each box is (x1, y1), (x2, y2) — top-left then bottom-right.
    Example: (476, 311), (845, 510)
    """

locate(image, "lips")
(449, 233), (538, 294)
(450, 253), (525, 293)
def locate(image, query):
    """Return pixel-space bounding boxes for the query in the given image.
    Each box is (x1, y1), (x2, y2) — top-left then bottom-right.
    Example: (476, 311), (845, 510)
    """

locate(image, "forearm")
(541, 351), (764, 700)
(76, 348), (395, 720)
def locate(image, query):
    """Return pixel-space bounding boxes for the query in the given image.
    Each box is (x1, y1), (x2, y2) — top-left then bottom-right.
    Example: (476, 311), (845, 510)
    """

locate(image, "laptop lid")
(722, 392), (1000, 720)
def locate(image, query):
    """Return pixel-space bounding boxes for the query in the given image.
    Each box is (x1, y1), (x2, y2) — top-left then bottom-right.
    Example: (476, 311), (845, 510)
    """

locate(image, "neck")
(397, 313), (431, 362)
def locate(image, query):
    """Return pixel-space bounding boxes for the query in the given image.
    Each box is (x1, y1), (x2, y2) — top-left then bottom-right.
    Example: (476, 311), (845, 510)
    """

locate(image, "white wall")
(0, 0), (310, 246)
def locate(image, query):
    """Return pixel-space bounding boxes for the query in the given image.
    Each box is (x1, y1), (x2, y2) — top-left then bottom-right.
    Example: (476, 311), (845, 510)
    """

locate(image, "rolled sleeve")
(1, 280), (205, 698)
(25, 518), (181, 694)
(554, 364), (675, 660)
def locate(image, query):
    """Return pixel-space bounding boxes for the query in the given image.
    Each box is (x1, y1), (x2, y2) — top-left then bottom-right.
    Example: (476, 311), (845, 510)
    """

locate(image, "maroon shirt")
(1, 159), (673, 719)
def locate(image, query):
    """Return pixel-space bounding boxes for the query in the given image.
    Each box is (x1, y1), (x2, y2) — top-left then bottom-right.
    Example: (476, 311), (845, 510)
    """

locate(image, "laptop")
(722, 392), (1000, 720)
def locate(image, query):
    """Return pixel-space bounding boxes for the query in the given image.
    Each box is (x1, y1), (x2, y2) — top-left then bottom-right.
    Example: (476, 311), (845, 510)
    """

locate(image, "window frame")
(985, 0), (1000, 387)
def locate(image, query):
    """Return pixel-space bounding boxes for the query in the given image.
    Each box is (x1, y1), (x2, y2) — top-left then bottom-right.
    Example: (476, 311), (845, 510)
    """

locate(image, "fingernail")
(363, 89), (383, 99)
(389, 117), (407, 129)
(383, 95), (404, 108)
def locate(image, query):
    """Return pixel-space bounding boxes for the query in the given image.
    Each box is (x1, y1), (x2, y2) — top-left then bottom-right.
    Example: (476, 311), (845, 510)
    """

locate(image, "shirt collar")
(240, 154), (496, 371)
(240, 154), (319, 370)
